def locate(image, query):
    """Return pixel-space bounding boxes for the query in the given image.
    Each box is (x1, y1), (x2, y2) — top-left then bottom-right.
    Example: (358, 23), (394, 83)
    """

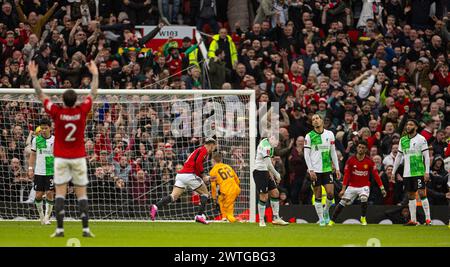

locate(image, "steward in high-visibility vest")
(188, 48), (200, 69)
(207, 30), (238, 70)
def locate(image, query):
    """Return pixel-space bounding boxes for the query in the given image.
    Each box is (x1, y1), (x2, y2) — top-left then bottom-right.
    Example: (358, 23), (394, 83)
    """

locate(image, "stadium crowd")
(0, 0), (449, 213)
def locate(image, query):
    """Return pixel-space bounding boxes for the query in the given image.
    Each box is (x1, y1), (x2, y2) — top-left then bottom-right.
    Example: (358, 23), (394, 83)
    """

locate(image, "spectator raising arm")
(69, 19), (82, 46)
(14, 0), (28, 24)
(15, 1), (59, 38)
(139, 23), (165, 47)
(354, 69), (377, 99)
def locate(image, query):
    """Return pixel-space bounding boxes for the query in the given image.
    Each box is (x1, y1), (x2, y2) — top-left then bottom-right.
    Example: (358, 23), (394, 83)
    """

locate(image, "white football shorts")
(54, 157), (89, 186)
(174, 173), (204, 190)
(342, 186), (370, 204)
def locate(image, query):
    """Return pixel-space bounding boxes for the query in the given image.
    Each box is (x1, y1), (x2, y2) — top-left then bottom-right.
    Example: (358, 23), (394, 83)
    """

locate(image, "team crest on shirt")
(364, 164), (368, 169)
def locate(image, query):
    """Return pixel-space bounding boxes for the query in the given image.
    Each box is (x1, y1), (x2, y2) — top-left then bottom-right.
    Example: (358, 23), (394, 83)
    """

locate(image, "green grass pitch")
(1, 221), (449, 247)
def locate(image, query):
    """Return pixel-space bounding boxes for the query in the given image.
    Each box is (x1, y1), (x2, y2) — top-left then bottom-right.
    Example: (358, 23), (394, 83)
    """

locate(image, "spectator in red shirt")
(0, 30), (23, 64)
(432, 63), (450, 88)
(94, 131), (112, 156)
(166, 43), (183, 77)
(394, 89), (411, 116)
(420, 117), (437, 143)
(286, 61), (304, 94)
(0, 29), (24, 48)
(130, 169), (150, 205)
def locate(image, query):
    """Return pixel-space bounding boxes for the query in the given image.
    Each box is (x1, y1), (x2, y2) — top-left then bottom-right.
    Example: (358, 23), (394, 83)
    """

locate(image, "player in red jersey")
(150, 138), (217, 224)
(328, 140), (386, 226)
(29, 60), (98, 238)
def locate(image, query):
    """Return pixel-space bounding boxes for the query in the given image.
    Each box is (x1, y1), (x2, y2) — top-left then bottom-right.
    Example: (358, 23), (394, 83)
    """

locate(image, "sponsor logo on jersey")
(353, 170), (369, 176)
(60, 114), (81, 121)
(403, 148), (421, 154)
(314, 145), (331, 150)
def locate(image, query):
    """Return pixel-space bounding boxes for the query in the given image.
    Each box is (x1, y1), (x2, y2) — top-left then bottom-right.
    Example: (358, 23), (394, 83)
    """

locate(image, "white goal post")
(0, 89), (256, 222)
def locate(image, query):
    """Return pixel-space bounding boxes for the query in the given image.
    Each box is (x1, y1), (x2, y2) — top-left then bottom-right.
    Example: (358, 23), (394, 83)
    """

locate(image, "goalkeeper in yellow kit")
(209, 152), (241, 223)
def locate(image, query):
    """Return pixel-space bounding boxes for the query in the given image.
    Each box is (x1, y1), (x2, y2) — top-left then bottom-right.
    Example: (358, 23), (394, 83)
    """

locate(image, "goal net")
(0, 89), (256, 222)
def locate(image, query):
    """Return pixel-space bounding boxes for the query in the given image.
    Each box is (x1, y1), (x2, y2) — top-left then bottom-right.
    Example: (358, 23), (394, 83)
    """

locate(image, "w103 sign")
(135, 25), (196, 51)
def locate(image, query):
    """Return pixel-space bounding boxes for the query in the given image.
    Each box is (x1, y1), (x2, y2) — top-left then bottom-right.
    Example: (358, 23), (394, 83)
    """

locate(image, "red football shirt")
(420, 129), (433, 142)
(394, 98), (410, 116)
(44, 96), (92, 159)
(179, 146), (209, 177)
(288, 71), (303, 94)
(167, 55), (183, 77)
(343, 156), (383, 188)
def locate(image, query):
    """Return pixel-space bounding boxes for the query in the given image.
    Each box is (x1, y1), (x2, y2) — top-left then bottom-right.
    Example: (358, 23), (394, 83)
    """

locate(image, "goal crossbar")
(0, 89), (255, 96)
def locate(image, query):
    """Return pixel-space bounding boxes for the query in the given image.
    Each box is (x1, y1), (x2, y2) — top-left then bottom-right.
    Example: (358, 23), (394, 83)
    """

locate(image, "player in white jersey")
(253, 135), (289, 227)
(304, 114), (341, 226)
(392, 119), (431, 226)
(28, 119), (55, 225)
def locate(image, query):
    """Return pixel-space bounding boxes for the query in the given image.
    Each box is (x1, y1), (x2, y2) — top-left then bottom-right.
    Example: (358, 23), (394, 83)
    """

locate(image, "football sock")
(156, 195), (173, 208)
(78, 197), (89, 229)
(408, 199), (417, 222)
(325, 196), (333, 213)
(197, 195), (209, 215)
(361, 201), (368, 217)
(55, 196), (65, 229)
(35, 199), (44, 219)
(258, 200), (266, 223)
(421, 197), (431, 221)
(331, 203), (345, 221)
(314, 199), (324, 221)
(270, 197), (280, 220)
(45, 199), (54, 218)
